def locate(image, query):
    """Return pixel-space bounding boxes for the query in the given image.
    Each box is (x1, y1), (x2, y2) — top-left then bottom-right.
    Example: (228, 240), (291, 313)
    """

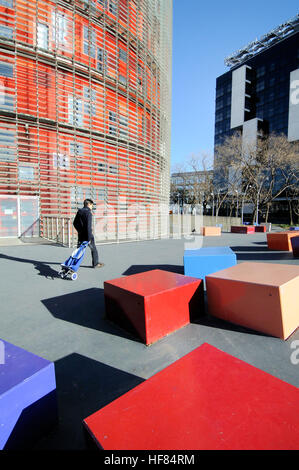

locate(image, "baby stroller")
(58, 241), (89, 280)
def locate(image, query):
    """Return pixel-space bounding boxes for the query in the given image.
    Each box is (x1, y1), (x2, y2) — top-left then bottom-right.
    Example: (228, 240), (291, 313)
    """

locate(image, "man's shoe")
(94, 263), (105, 268)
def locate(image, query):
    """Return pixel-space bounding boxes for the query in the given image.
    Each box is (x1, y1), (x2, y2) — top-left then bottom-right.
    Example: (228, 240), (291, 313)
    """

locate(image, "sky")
(170, 0), (299, 171)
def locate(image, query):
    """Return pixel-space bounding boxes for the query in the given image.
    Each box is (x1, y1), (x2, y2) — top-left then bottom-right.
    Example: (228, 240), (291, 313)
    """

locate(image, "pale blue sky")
(170, 0), (299, 171)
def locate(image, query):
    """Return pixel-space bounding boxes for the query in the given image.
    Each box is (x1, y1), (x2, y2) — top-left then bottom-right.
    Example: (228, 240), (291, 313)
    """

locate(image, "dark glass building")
(214, 16), (299, 149)
(213, 16), (299, 223)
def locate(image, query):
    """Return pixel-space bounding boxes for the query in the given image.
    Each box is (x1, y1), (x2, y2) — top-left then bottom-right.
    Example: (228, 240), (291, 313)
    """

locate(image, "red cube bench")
(231, 225), (255, 234)
(104, 269), (204, 345)
(254, 225), (266, 232)
(83, 343), (299, 450)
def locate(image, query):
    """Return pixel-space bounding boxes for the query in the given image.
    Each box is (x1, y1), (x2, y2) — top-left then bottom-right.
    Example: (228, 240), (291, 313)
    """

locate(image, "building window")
(83, 25), (96, 58)
(256, 66), (266, 78)
(109, 110), (117, 135)
(98, 161), (106, 172)
(119, 74), (126, 86)
(256, 80), (265, 92)
(0, 62), (13, 78)
(0, 25), (13, 40)
(109, 163), (117, 174)
(52, 12), (68, 47)
(215, 112), (223, 123)
(37, 23), (49, 50)
(68, 95), (83, 127)
(216, 86), (224, 98)
(119, 48), (127, 63)
(19, 165), (34, 180)
(0, 129), (16, 161)
(69, 142), (84, 155)
(216, 99), (223, 110)
(138, 65), (144, 88)
(0, 0), (13, 6)
(37, 23), (49, 49)
(83, 0), (97, 8)
(0, 89), (14, 111)
(97, 48), (107, 73)
(84, 86), (97, 116)
(119, 114), (128, 136)
(53, 152), (69, 169)
(107, 0), (117, 15)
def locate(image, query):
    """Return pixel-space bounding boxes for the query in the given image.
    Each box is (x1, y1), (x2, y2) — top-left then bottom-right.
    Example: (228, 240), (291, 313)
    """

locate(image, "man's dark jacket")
(73, 207), (93, 241)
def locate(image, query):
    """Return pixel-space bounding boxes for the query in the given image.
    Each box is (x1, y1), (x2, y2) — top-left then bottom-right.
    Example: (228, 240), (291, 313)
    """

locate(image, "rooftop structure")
(225, 14), (299, 68)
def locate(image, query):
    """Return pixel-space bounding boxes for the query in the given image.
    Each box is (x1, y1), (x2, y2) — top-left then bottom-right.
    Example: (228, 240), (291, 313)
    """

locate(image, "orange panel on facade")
(206, 262), (299, 340)
(267, 231), (299, 251)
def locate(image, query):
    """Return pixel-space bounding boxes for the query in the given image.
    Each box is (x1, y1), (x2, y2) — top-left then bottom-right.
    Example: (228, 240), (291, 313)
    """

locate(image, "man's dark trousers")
(77, 235), (99, 267)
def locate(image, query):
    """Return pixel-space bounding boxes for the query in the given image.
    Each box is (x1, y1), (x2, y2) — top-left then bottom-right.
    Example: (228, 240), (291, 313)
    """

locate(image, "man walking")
(73, 199), (104, 268)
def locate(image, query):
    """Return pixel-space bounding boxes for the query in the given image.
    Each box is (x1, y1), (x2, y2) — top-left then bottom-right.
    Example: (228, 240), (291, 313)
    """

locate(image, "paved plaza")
(0, 231), (299, 450)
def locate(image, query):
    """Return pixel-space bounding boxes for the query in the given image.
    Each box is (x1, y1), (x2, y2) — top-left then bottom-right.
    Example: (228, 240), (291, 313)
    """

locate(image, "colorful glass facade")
(0, 0), (172, 240)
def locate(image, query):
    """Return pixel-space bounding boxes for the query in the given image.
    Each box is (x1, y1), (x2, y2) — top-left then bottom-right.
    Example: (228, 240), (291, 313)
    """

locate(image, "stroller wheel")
(71, 272), (78, 281)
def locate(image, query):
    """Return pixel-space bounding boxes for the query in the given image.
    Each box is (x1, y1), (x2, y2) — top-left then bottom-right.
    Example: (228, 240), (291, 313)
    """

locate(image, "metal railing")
(41, 213), (243, 247)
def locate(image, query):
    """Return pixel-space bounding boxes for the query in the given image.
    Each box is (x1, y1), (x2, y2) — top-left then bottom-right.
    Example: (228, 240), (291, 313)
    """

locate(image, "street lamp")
(241, 183), (251, 225)
(211, 192), (214, 217)
(216, 189), (220, 223)
(177, 192), (180, 214)
(256, 177), (268, 226)
(256, 188), (260, 226)
(235, 190), (239, 217)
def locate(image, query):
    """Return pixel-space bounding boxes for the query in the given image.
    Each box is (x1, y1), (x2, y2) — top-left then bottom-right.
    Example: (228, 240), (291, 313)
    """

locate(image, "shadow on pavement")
(0, 252), (93, 280)
(0, 252), (61, 279)
(231, 245), (269, 252)
(33, 353), (144, 450)
(235, 252), (294, 261)
(123, 264), (184, 276)
(42, 288), (139, 341)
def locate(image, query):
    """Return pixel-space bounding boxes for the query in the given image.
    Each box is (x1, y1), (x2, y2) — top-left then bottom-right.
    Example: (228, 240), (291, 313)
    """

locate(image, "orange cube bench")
(201, 226), (221, 236)
(206, 262), (299, 340)
(267, 231), (299, 251)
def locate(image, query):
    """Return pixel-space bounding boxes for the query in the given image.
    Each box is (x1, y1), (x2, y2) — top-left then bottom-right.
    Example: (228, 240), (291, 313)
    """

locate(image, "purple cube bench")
(291, 235), (299, 258)
(0, 339), (58, 449)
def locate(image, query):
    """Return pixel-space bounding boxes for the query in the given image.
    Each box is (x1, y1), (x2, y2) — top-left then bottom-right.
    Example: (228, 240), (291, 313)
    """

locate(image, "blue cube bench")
(0, 339), (58, 450)
(184, 246), (237, 284)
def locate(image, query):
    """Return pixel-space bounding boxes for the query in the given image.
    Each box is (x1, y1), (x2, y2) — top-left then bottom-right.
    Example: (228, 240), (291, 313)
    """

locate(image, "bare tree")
(214, 131), (299, 224)
(185, 152), (214, 212)
(213, 131), (244, 216)
(170, 153), (214, 213)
